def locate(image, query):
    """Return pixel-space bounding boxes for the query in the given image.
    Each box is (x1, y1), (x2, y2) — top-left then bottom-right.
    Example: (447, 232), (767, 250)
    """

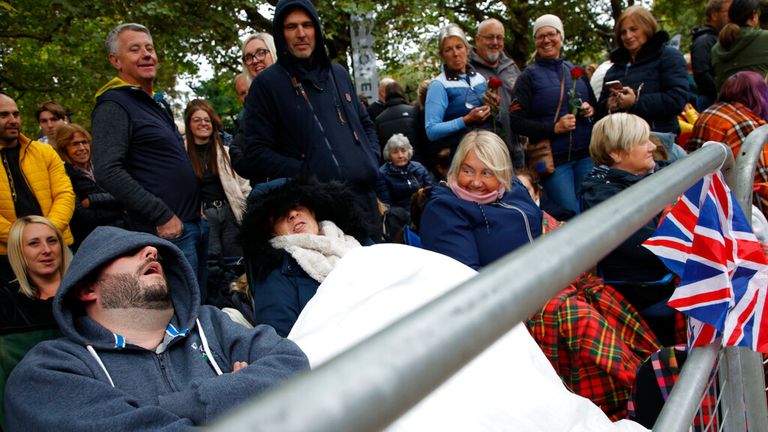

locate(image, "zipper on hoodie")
(495, 201), (534, 243)
(156, 352), (178, 392)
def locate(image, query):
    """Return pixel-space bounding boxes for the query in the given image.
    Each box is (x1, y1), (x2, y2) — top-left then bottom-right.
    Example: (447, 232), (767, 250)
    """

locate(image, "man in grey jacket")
(5, 227), (308, 430)
(469, 18), (525, 169)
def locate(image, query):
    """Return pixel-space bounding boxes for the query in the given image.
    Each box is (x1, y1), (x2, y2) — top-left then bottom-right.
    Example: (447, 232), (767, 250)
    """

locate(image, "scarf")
(269, 220), (362, 283)
(448, 179), (505, 205)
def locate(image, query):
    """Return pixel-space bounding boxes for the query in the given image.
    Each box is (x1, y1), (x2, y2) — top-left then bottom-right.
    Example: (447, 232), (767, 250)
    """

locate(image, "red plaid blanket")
(527, 274), (661, 420)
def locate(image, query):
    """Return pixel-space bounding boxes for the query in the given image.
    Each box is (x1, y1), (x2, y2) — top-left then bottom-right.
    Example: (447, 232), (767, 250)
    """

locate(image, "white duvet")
(288, 244), (648, 432)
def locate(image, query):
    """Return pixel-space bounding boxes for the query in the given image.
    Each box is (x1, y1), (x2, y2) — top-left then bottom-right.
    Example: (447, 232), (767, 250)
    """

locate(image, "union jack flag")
(642, 172), (768, 352)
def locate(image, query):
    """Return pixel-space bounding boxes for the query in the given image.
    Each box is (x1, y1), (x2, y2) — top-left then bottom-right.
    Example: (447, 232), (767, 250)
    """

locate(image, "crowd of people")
(1, 0), (767, 429)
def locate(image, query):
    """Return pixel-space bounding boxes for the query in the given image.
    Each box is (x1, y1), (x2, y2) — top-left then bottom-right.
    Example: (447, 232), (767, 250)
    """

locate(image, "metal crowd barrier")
(654, 125), (768, 432)
(210, 141), (730, 432)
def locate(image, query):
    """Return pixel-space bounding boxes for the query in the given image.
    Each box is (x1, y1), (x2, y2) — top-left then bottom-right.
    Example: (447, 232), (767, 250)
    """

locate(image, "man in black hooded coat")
(236, 0), (380, 219)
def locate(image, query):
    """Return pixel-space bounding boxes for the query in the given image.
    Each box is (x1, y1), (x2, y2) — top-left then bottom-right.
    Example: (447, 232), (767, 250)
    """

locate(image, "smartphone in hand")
(605, 80), (623, 92)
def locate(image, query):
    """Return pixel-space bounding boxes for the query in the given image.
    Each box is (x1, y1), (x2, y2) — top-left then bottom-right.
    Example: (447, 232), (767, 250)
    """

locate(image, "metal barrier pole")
(654, 128), (768, 432)
(728, 124), (768, 218)
(209, 144), (728, 432)
(653, 344), (721, 430)
(721, 125), (768, 432)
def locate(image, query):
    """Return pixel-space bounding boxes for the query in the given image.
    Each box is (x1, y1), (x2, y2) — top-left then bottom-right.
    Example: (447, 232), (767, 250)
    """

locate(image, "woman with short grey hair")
(376, 133), (433, 209)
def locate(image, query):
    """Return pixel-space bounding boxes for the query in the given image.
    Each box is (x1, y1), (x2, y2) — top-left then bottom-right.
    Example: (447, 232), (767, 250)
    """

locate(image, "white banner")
(350, 13), (378, 105)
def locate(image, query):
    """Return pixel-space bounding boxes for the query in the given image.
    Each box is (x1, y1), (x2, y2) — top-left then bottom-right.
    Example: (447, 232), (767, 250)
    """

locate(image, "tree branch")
(0, 31), (53, 42)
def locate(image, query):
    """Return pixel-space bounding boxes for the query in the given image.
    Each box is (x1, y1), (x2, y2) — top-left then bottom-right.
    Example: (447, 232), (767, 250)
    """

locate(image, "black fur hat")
(240, 177), (373, 280)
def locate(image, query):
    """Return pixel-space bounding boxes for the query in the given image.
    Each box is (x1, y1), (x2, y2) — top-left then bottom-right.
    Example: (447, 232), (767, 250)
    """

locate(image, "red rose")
(488, 77), (503, 89)
(570, 66), (584, 80)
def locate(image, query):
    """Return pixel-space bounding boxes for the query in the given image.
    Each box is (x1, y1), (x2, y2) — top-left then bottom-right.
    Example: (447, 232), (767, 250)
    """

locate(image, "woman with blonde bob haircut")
(447, 130), (512, 189)
(580, 113), (677, 344)
(420, 130), (542, 270)
(588, 112), (653, 169)
(1, 216), (72, 426)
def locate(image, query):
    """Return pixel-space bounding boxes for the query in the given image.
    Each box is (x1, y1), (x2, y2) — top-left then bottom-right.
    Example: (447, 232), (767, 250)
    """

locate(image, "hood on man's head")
(54, 226), (200, 346)
(272, 0), (329, 65)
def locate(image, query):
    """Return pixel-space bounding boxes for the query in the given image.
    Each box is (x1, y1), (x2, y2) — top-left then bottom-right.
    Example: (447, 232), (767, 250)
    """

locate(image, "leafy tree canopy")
(1, 0), (704, 136)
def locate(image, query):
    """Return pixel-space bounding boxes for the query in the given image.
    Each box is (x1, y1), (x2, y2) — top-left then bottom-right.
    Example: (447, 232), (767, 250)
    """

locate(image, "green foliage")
(0, 0), (250, 132)
(371, 0), (623, 93)
(1, 0), (704, 132)
(189, 72), (242, 131)
(652, 0), (705, 54)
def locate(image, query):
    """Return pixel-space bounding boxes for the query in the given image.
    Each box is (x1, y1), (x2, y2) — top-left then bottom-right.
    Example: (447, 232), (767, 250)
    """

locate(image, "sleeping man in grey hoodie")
(4, 226), (309, 430)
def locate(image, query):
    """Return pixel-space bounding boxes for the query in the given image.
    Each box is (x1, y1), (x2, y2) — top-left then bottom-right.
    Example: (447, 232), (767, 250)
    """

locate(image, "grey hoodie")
(5, 226), (308, 431)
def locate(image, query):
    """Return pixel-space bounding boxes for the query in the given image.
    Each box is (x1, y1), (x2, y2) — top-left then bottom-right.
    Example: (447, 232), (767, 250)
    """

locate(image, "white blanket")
(289, 244), (648, 432)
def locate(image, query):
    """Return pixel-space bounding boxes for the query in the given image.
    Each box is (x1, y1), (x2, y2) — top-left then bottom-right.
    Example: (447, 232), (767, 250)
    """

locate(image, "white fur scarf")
(269, 220), (362, 283)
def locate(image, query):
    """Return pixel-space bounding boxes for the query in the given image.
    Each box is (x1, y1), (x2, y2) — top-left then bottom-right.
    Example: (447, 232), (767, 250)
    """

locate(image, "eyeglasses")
(191, 117), (211, 124)
(242, 48), (270, 64)
(69, 140), (90, 147)
(535, 31), (559, 42)
(478, 34), (504, 42)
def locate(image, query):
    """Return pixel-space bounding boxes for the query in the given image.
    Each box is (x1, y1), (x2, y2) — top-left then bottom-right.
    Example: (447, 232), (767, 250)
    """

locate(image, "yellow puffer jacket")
(0, 135), (74, 253)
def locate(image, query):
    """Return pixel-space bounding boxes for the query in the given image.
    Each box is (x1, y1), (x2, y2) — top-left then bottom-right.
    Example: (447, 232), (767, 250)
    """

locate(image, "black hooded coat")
(239, 0), (379, 186)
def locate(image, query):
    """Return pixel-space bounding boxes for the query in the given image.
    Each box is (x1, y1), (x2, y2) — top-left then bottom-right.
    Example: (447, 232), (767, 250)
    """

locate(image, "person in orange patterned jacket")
(687, 71), (768, 213)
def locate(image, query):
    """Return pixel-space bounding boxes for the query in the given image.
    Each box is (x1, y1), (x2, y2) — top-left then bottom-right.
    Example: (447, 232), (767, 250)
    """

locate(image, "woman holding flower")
(425, 24), (494, 157)
(509, 14), (595, 217)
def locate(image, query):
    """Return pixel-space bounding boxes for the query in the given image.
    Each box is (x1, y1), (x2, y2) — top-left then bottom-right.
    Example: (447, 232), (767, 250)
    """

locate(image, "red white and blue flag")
(642, 172), (768, 352)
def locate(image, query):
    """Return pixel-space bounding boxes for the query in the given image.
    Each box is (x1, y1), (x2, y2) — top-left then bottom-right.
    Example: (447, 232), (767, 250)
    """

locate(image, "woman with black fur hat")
(240, 178), (373, 336)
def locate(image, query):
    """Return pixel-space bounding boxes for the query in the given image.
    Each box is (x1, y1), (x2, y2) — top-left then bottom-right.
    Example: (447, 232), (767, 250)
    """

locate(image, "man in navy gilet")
(91, 23), (208, 301)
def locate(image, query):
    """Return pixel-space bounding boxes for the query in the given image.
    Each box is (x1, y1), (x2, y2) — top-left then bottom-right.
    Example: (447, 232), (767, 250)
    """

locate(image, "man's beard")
(98, 262), (171, 310)
(485, 51), (500, 64)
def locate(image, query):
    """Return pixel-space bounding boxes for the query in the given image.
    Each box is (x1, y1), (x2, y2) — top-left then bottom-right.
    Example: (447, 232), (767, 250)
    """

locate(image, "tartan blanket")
(528, 274), (661, 420)
(628, 345), (719, 431)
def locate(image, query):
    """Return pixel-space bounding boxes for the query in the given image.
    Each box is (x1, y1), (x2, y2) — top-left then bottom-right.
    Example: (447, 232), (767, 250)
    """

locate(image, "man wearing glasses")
(469, 18), (524, 169)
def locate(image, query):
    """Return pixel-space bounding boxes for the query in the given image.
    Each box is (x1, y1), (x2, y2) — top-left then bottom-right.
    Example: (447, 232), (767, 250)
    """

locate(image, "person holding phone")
(605, 80), (623, 93)
(596, 6), (689, 135)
